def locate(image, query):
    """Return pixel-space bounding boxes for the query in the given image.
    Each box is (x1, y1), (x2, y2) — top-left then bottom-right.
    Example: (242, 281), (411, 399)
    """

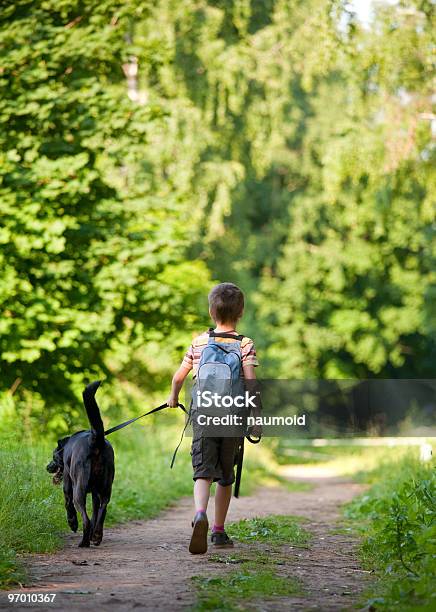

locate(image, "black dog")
(47, 381), (115, 547)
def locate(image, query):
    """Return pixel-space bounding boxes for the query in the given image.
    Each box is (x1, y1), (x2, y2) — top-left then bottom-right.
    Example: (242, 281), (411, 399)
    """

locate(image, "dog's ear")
(56, 436), (70, 449)
(52, 437), (70, 464)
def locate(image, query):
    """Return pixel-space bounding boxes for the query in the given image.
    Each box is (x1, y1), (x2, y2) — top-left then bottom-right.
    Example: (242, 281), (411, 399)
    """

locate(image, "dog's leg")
(90, 491), (99, 541)
(91, 496), (110, 546)
(73, 488), (91, 548)
(63, 474), (78, 532)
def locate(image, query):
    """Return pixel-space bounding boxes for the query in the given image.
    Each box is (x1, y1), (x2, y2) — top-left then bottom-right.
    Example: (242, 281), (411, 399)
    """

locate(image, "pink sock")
(212, 524), (225, 533)
(197, 508), (206, 514)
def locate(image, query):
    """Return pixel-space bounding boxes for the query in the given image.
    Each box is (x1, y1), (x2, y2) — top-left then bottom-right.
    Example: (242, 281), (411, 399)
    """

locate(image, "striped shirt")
(182, 330), (258, 376)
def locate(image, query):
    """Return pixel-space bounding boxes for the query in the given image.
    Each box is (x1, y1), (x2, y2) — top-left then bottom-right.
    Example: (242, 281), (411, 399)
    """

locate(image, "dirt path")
(1, 472), (370, 611)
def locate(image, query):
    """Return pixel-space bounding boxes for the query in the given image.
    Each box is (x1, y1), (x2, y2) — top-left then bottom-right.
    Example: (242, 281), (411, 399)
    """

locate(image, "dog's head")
(46, 436), (70, 485)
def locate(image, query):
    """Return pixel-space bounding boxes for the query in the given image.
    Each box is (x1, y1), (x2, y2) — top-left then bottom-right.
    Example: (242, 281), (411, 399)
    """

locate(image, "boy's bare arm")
(242, 364), (258, 410)
(243, 363), (262, 437)
(242, 363), (256, 379)
(167, 364), (191, 406)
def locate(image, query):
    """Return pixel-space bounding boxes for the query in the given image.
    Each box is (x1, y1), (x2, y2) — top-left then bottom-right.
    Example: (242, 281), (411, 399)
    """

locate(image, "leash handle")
(246, 434), (262, 444)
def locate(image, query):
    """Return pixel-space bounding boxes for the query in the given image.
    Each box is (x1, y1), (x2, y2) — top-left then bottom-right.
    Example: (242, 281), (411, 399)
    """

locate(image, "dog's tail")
(82, 380), (105, 447)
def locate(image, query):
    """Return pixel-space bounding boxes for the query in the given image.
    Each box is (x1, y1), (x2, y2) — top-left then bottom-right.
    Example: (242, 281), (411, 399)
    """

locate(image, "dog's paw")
(78, 540), (90, 548)
(68, 519), (78, 533)
(91, 532), (102, 546)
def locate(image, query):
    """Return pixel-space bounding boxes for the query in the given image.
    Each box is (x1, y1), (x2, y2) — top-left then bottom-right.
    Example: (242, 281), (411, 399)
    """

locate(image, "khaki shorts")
(190, 433), (240, 486)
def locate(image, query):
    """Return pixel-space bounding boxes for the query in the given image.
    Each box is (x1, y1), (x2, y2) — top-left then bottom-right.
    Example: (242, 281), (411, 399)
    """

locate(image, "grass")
(0, 438), (67, 587)
(274, 440), (436, 610)
(239, 466), (312, 494)
(227, 515), (311, 548)
(192, 569), (301, 611)
(191, 515), (310, 610)
(344, 452), (436, 611)
(274, 440), (371, 465)
(0, 548), (26, 588)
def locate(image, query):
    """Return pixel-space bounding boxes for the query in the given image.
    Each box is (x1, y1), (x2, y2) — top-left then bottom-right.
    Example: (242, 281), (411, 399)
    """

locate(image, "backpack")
(192, 328), (247, 436)
(198, 329), (244, 394)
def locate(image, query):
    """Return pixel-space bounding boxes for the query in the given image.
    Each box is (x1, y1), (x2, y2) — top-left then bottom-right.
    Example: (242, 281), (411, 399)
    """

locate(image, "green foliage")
(346, 455), (436, 610)
(118, 0), (435, 379)
(1, 0), (433, 439)
(0, 435), (66, 587)
(256, 1), (435, 377)
(2, 2), (433, 602)
(107, 426), (194, 523)
(1, 0), (434, 427)
(0, 547), (25, 590)
(0, 0), (210, 425)
(126, 0), (344, 332)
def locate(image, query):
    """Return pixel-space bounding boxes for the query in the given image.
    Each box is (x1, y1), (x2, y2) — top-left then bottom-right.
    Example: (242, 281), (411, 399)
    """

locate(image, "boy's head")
(208, 283), (244, 325)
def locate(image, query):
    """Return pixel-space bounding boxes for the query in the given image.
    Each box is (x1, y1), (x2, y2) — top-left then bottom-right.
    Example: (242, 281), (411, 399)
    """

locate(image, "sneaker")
(189, 511), (209, 554)
(211, 530), (234, 548)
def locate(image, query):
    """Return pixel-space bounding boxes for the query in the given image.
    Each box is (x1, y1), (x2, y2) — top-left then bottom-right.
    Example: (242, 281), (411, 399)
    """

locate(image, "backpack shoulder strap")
(208, 328), (244, 341)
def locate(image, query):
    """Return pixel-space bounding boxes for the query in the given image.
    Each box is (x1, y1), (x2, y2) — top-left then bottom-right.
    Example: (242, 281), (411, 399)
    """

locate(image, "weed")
(346, 454), (436, 610)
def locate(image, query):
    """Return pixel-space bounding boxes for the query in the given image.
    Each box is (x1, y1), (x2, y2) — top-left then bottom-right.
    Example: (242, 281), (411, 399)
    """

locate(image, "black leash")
(234, 432), (261, 498)
(104, 402), (188, 436)
(234, 438), (245, 498)
(103, 400), (260, 480)
(170, 405), (192, 469)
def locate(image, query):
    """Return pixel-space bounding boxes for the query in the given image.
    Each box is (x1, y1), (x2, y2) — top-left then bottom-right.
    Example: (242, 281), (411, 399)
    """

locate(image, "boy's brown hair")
(208, 283), (244, 324)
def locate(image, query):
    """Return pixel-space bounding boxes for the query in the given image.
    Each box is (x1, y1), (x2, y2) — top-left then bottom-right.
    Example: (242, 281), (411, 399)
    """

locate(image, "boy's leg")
(194, 477), (212, 512)
(214, 482), (232, 527)
(190, 434), (220, 554)
(210, 437), (239, 547)
(190, 478), (212, 555)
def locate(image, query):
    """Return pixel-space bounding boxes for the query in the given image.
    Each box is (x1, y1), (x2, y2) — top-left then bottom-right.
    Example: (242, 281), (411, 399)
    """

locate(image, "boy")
(167, 282), (261, 554)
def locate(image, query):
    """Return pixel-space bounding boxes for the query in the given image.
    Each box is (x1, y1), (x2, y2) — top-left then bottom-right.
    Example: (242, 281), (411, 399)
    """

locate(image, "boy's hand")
(167, 394), (179, 407)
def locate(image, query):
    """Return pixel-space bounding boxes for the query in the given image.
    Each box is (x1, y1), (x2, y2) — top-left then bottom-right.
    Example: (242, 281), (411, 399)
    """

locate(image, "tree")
(129, 0), (344, 335)
(258, 0), (435, 377)
(0, 0), (209, 423)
